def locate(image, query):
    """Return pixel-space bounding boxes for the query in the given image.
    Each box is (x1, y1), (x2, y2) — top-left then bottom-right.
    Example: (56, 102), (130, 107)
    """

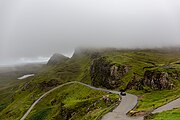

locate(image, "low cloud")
(0, 0), (180, 65)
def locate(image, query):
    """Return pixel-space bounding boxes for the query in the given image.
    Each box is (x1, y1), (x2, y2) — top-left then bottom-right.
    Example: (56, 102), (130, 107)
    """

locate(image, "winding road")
(152, 98), (180, 114)
(102, 94), (143, 120)
(20, 81), (180, 120)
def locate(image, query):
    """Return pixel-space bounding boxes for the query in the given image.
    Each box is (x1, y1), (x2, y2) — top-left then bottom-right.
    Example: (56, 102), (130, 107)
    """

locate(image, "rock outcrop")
(126, 77), (143, 91)
(38, 79), (60, 90)
(47, 53), (69, 65)
(142, 70), (174, 90)
(126, 70), (174, 90)
(90, 57), (129, 89)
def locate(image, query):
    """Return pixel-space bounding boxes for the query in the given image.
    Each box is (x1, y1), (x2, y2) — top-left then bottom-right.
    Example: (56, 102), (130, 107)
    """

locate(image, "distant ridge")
(47, 53), (69, 65)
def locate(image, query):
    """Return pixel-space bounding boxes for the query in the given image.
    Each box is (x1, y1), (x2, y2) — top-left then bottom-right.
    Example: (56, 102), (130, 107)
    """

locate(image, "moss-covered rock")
(142, 70), (174, 90)
(90, 57), (129, 89)
(127, 70), (174, 90)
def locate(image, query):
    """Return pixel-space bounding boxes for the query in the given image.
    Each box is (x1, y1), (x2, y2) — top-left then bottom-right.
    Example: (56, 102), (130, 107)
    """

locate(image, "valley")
(0, 48), (180, 120)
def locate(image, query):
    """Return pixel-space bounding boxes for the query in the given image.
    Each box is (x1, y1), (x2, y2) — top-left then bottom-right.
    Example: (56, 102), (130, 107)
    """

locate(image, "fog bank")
(0, 0), (180, 65)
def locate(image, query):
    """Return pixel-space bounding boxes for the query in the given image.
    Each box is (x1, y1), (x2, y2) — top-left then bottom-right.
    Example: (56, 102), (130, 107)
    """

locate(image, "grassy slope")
(31, 52), (91, 84)
(128, 89), (180, 112)
(0, 51), (102, 120)
(26, 83), (119, 120)
(0, 77), (32, 112)
(0, 63), (44, 88)
(0, 74), (29, 112)
(0, 64), (44, 119)
(0, 48), (180, 119)
(32, 48), (180, 113)
(0, 87), (16, 112)
(103, 49), (180, 112)
(146, 108), (180, 120)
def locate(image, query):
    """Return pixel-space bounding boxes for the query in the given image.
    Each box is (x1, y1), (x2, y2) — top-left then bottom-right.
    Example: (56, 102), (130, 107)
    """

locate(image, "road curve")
(152, 98), (180, 114)
(77, 82), (143, 120)
(102, 93), (143, 120)
(20, 81), (138, 120)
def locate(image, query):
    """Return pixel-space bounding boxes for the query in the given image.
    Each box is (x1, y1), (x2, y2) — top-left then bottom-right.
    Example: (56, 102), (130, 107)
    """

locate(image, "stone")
(90, 57), (129, 89)
(142, 70), (174, 90)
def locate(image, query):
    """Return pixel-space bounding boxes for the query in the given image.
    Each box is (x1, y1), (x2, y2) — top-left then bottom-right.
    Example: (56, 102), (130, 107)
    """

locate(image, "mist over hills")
(47, 53), (69, 66)
(1, 0), (180, 119)
(1, 0), (180, 65)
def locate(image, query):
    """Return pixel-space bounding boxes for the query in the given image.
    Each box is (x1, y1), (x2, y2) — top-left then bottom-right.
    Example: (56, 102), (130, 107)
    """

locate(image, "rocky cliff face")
(142, 70), (174, 90)
(127, 70), (174, 90)
(47, 53), (69, 65)
(90, 57), (129, 89)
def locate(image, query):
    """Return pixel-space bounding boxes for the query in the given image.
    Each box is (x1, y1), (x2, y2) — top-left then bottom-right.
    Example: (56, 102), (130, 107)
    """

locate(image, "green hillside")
(103, 49), (180, 114)
(26, 83), (119, 120)
(0, 63), (44, 114)
(0, 48), (180, 119)
(146, 108), (180, 120)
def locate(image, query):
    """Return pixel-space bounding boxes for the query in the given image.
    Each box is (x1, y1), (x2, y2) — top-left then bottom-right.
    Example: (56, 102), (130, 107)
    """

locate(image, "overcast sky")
(0, 0), (180, 65)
